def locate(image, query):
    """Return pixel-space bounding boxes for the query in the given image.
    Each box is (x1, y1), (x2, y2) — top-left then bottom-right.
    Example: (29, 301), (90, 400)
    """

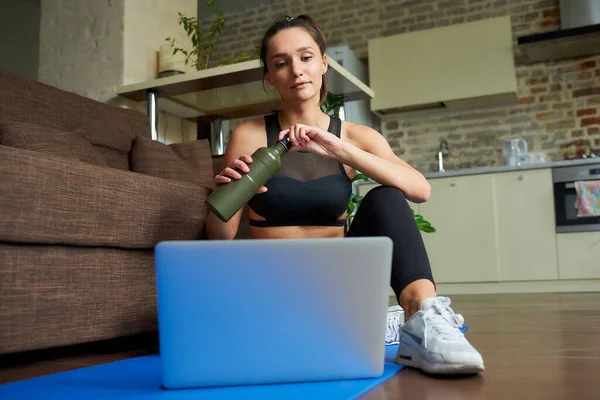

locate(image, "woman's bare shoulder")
(226, 117), (268, 157)
(231, 117), (267, 144)
(340, 120), (380, 148)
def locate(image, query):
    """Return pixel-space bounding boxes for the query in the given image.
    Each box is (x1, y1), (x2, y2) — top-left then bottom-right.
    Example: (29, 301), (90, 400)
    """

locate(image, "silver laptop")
(154, 236), (393, 389)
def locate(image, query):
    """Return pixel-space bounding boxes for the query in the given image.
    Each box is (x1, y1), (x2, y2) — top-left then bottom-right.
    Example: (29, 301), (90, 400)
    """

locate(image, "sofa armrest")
(0, 145), (209, 249)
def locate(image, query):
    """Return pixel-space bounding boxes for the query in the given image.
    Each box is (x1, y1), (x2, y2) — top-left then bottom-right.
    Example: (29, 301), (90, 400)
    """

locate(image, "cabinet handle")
(518, 175), (523, 181)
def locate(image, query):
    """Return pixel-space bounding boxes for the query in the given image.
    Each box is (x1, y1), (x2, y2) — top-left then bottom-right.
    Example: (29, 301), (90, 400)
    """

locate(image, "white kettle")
(501, 138), (528, 166)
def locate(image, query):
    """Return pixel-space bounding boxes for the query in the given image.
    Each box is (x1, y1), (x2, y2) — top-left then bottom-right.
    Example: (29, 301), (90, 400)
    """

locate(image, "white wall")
(38, 0), (198, 143)
(122, 0), (196, 85)
(122, 0), (198, 143)
(39, 0), (124, 103)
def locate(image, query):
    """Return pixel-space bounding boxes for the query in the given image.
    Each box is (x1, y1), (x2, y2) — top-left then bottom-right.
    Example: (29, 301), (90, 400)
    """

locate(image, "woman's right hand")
(214, 155), (268, 194)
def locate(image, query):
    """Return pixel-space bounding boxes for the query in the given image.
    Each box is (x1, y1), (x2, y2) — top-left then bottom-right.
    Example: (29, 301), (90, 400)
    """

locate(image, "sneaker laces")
(422, 297), (465, 348)
(386, 312), (401, 344)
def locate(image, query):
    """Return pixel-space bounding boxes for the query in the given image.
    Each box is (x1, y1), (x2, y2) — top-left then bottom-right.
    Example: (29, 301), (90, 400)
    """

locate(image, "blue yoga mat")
(0, 346), (403, 400)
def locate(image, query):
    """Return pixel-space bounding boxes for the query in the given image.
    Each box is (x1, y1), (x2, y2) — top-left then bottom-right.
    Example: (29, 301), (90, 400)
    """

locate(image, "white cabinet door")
(367, 16), (516, 117)
(419, 174), (499, 283)
(557, 232), (600, 279)
(494, 169), (559, 281)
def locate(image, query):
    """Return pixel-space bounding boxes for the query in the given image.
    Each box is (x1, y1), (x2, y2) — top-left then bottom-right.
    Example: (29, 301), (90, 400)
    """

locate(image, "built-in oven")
(552, 163), (600, 233)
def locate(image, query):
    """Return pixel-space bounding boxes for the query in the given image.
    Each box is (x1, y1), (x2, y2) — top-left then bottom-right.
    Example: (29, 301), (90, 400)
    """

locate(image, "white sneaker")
(385, 305), (404, 345)
(395, 296), (484, 374)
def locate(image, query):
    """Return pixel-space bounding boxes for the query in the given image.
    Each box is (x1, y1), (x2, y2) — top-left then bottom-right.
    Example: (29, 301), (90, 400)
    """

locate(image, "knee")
(360, 185), (413, 217)
(362, 185), (407, 206)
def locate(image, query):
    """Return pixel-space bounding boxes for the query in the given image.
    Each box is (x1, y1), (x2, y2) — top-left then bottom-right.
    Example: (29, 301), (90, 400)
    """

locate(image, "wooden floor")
(364, 292), (600, 400)
(1, 293), (599, 399)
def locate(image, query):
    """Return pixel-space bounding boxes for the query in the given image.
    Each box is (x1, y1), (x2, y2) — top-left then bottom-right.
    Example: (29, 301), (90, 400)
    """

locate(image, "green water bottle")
(206, 135), (292, 222)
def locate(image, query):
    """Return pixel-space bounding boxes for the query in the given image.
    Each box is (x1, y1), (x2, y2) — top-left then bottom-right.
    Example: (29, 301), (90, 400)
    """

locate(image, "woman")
(206, 14), (484, 375)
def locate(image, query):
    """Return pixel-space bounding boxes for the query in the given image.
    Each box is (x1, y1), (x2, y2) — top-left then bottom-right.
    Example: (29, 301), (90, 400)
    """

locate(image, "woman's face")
(265, 27), (327, 105)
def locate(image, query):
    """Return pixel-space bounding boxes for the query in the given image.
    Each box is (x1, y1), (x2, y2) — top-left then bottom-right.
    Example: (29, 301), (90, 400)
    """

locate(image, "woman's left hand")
(278, 124), (346, 160)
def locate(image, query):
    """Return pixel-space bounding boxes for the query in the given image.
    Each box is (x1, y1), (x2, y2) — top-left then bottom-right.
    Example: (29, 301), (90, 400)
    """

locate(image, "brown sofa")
(0, 68), (216, 355)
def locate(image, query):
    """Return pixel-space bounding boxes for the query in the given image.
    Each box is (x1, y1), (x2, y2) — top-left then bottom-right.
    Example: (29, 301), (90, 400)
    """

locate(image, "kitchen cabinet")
(494, 169), (559, 281)
(419, 169), (557, 283)
(367, 16), (517, 118)
(557, 232), (600, 279)
(419, 174), (499, 283)
(357, 167), (599, 295)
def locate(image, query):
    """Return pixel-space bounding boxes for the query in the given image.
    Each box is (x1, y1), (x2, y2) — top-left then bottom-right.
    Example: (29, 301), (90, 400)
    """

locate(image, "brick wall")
(385, 54), (600, 171)
(201, 0), (600, 172)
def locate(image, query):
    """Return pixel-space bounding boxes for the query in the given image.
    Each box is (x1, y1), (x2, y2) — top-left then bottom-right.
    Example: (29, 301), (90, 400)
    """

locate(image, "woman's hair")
(259, 15), (328, 105)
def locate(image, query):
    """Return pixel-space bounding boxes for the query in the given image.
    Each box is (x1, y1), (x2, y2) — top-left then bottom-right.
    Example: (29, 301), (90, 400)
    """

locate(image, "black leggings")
(346, 185), (435, 300)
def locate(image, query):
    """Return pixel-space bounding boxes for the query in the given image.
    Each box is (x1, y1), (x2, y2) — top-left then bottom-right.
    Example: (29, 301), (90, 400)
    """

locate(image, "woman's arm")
(280, 121), (431, 203)
(340, 123), (431, 203)
(205, 121), (264, 240)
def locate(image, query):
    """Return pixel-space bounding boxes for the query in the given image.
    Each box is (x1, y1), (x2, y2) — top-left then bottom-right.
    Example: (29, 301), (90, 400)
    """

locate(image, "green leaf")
(347, 202), (355, 215)
(352, 173), (369, 182)
(323, 93), (344, 114)
(349, 193), (363, 204)
(419, 225), (436, 233)
(330, 99), (344, 109)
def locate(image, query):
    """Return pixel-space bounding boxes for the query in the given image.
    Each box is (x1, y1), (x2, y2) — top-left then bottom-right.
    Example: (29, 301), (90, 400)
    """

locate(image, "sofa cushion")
(129, 136), (215, 189)
(0, 145), (209, 249)
(0, 120), (109, 167)
(0, 68), (150, 170)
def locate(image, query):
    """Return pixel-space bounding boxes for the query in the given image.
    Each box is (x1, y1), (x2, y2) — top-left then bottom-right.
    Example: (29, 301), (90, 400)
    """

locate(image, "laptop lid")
(154, 237), (393, 389)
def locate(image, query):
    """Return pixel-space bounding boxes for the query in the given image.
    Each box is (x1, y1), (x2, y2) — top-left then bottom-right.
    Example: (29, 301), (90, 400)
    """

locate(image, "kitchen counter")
(422, 157), (600, 179)
(353, 157), (600, 187)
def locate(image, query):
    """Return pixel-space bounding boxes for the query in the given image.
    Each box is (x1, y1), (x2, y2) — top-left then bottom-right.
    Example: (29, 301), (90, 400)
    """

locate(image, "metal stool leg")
(146, 89), (159, 140)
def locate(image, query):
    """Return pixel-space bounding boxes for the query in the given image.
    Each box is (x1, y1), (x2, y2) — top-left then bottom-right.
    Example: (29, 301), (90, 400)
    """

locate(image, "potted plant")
(165, 0), (258, 71)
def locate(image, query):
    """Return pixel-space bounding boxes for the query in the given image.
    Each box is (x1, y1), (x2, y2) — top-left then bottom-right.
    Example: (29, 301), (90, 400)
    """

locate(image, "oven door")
(552, 164), (600, 233)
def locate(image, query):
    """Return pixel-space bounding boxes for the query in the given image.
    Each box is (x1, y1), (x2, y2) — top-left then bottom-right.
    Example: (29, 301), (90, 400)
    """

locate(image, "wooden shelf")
(116, 57), (374, 121)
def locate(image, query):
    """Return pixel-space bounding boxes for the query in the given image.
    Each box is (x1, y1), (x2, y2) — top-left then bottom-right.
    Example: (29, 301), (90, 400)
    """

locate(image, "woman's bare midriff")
(250, 225), (345, 239)
(248, 207), (346, 239)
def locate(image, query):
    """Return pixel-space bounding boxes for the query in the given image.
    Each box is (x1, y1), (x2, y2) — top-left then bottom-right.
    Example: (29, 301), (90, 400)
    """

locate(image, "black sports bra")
(246, 114), (352, 227)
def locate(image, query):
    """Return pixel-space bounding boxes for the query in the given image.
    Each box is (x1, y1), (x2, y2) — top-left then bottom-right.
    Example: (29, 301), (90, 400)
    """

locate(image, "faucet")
(438, 139), (449, 172)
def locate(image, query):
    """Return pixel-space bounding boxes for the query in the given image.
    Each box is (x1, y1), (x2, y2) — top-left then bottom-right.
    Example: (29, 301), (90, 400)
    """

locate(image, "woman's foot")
(395, 296), (484, 374)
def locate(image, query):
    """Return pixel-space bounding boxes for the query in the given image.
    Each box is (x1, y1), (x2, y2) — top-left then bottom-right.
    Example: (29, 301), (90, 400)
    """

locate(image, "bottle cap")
(280, 135), (292, 151)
